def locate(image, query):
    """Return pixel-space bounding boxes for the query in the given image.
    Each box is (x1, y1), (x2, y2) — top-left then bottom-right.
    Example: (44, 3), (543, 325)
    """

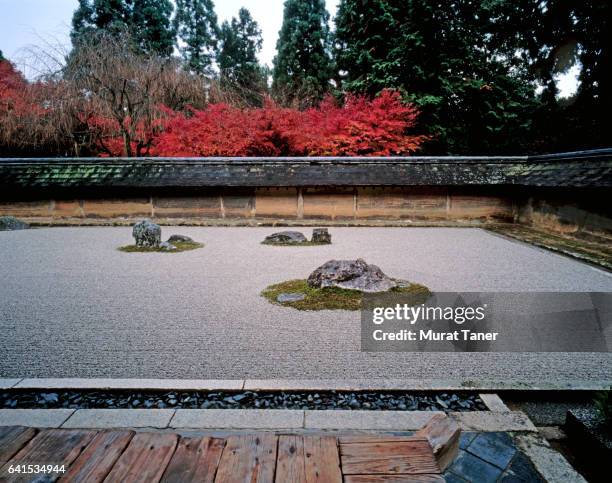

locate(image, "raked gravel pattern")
(0, 226), (611, 380)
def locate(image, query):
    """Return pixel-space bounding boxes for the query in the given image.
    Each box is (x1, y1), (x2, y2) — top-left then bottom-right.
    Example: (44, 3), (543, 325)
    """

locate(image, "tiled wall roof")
(0, 150), (610, 189)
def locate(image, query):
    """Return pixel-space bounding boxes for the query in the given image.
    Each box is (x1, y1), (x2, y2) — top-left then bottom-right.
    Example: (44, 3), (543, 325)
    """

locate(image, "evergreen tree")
(217, 8), (266, 105)
(519, 0), (611, 151)
(334, 0), (540, 154)
(70, 0), (174, 56)
(173, 0), (218, 75)
(131, 0), (174, 56)
(71, 0), (132, 41)
(0, 50), (4, 61)
(272, 0), (333, 107)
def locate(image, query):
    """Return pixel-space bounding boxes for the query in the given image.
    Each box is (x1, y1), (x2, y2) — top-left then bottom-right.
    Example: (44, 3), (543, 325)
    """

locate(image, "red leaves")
(0, 59), (426, 158)
(152, 90), (426, 157)
(0, 60), (29, 115)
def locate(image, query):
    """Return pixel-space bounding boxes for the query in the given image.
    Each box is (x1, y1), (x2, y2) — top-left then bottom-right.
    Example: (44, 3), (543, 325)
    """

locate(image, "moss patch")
(118, 241), (204, 253)
(261, 279), (431, 311)
(487, 224), (612, 271)
(261, 241), (330, 246)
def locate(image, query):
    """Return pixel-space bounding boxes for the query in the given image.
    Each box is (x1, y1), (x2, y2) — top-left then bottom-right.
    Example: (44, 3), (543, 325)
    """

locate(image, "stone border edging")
(3, 378), (610, 391)
(0, 408), (536, 432)
(8, 378), (244, 391)
(515, 433), (587, 482)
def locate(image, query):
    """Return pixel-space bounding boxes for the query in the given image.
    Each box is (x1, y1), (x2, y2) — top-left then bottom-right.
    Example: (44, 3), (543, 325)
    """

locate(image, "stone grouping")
(263, 228), (332, 244)
(132, 219), (193, 251)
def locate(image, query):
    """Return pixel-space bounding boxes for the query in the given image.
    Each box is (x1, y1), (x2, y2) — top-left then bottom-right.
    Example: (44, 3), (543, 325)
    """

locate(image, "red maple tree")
(152, 90), (426, 157)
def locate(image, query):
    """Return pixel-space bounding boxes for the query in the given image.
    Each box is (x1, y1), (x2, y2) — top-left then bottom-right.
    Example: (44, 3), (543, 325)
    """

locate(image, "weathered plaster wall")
(1, 186), (610, 233)
(0, 186), (515, 223)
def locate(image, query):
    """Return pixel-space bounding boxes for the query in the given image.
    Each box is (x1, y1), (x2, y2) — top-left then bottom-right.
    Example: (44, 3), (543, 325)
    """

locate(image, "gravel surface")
(0, 390), (486, 411)
(0, 226), (611, 381)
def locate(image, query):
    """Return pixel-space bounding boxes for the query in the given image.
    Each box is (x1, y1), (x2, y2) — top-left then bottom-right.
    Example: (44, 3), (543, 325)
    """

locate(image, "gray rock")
(264, 231), (307, 244)
(159, 241), (177, 251)
(277, 292), (306, 303)
(0, 216), (29, 231)
(167, 234), (193, 243)
(132, 219), (161, 247)
(307, 258), (398, 293)
(312, 228), (331, 244)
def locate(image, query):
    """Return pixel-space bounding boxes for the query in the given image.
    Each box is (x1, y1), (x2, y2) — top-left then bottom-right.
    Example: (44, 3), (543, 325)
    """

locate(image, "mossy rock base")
(261, 241), (331, 246)
(118, 241), (204, 253)
(261, 279), (431, 311)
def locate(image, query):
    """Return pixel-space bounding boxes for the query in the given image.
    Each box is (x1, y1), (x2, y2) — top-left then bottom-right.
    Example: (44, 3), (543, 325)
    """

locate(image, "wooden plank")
(215, 434), (278, 483)
(275, 435), (306, 483)
(344, 475), (444, 482)
(303, 436), (342, 483)
(160, 436), (225, 483)
(414, 414), (460, 472)
(103, 432), (178, 483)
(0, 429), (96, 482)
(339, 436), (429, 444)
(61, 430), (134, 483)
(340, 441), (439, 475)
(0, 427), (38, 465)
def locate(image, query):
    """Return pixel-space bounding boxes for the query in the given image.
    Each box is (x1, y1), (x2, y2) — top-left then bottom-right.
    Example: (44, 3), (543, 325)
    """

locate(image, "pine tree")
(521, 0), (611, 151)
(334, 0), (540, 154)
(173, 0), (218, 75)
(217, 8), (266, 105)
(272, 0), (333, 107)
(70, 0), (174, 56)
(131, 0), (174, 56)
(71, 0), (132, 42)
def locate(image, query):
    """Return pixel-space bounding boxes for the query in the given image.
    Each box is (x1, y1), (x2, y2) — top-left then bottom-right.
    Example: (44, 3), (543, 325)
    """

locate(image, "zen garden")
(0, 1), (610, 482)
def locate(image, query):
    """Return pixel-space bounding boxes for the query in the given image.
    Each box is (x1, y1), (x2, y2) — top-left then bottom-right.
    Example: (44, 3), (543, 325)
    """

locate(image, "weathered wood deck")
(0, 415), (459, 482)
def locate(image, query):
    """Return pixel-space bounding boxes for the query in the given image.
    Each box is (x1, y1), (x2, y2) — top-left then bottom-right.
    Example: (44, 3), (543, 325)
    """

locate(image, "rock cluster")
(264, 228), (332, 244)
(0, 216), (29, 231)
(132, 219), (161, 247)
(308, 258), (398, 292)
(131, 221), (195, 250)
(0, 390), (486, 411)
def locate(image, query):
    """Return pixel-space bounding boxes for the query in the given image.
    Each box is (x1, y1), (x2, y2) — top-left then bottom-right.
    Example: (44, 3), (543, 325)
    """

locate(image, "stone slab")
(304, 410), (441, 430)
(244, 378), (612, 391)
(0, 409), (75, 428)
(15, 378), (244, 391)
(0, 379), (21, 389)
(479, 394), (510, 412)
(451, 412), (536, 432)
(61, 409), (175, 429)
(170, 409), (304, 429)
(515, 433), (587, 482)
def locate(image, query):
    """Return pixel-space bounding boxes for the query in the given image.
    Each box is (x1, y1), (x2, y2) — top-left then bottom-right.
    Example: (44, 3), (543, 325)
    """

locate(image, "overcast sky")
(0, 0), (339, 72)
(0, 0), (577, 96)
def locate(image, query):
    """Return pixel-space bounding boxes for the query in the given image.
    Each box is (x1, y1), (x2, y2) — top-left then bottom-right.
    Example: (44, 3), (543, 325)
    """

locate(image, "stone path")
(0, 227), (611, 381)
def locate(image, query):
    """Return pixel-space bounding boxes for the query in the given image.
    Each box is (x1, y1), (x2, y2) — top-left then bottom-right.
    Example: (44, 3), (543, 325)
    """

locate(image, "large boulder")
(312, 228), (331, 244)
(0, 216), (29, 231)
(264, 231), (307, 244)
(307, 258), (398, 293)
(132, 219), (161, 247)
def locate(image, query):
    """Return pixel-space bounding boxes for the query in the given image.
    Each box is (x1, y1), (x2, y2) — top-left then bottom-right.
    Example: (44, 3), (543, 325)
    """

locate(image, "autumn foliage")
(1, 54), (425, 157)
(152, 90), (425, 157)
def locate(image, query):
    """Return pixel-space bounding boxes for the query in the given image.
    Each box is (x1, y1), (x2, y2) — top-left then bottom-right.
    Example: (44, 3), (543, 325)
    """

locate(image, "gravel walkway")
(1, 227), (610, 381)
